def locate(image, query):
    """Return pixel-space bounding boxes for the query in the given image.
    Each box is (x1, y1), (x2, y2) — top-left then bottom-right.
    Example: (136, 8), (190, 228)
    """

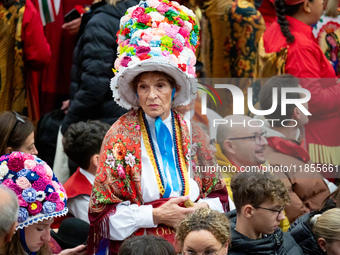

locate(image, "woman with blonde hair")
(289, 208), (340, 254)
(176, 208), (230, 255)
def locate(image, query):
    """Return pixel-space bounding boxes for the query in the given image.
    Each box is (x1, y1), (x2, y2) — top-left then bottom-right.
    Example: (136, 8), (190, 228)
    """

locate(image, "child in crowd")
(227, 171), (303, 254)
(62, 121), (110, 223)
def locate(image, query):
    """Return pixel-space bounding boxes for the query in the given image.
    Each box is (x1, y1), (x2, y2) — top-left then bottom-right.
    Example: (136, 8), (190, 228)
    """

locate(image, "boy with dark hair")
(227, 171), (303, 255)
(63, 120), (110, 223)
(260, 74), (331, 224)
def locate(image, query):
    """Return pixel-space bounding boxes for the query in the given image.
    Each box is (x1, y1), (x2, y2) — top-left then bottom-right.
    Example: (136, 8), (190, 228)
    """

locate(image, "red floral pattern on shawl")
(88, 109), (227, 254)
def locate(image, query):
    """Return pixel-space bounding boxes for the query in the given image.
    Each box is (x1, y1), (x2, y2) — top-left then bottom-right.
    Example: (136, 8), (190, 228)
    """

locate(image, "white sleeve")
(67, 196), (90, 224)
(109, 201), (157, 240)
(197, 197), (224, 213)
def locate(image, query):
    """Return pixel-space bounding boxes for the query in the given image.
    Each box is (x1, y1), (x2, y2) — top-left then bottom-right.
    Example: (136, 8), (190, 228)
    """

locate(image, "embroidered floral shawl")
(88, 109), (227, 254)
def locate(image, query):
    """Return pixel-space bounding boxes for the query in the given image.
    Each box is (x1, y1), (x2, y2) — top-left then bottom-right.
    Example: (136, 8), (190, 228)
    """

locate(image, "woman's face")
(137, 73), (177, 120)
(17, 132), (38, 155)
(323, 239), (340, 255)
(182, 230), (228, 255)
(309, 0), (324, 24)
(24, 219), (53, 252)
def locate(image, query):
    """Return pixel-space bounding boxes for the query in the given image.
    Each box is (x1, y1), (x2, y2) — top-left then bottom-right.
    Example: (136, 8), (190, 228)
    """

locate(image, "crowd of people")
(0, 0), (340, 254)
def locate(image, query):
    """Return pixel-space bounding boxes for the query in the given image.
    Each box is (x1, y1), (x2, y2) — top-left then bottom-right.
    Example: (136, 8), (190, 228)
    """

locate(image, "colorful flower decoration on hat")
(0, 152), (68, 229)
(110, 0), (198, 110)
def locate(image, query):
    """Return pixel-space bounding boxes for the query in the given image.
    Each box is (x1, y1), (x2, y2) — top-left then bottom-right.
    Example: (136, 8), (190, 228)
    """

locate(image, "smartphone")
(64, 8), (81, 23)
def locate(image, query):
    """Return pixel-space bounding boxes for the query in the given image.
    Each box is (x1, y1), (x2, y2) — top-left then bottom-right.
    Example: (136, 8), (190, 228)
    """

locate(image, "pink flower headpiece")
(110, 0), (198, 110)
(0, 152), (68, 229)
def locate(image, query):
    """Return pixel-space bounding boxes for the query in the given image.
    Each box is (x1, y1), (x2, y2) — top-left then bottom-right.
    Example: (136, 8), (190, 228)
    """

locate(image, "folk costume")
(0, 0), (50, 121)
(63, 168), (94, 223)
(88, 1), (228, 254)
(259, 14), (340, 166)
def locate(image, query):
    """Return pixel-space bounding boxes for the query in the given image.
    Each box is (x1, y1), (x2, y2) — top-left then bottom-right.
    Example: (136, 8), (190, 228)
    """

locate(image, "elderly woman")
(88, 0), (228, 254)
(0, 152), (86, 255)
(176, 208), (230, 255)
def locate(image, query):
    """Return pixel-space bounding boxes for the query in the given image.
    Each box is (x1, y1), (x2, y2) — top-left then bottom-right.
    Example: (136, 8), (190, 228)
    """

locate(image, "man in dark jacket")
(61, 0), (139, 134)
(288, 212), (325, 255)
(227, 171), (303, 255)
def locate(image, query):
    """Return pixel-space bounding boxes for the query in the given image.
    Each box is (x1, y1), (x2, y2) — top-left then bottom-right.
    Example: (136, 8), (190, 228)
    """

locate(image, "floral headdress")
(0, 152), (68, 229)
(110, 0), (199, 110)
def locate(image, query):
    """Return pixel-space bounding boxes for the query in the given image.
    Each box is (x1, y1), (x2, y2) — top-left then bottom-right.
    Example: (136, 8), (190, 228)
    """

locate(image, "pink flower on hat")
(23, 154), (34, 161)
(157, 2), (170, 14)
(7, 152), (25, 172)
(28, 201), (42, 216)
(131, 7), (145, 19)
(141, 32), (153, 43)
(148, 0), (160, 8)
(136, 46), (151, 56)
(16, 177), (31, 190)
(33, 165), (47, 177)
(18, 194), (29, 207)
(138, 14), (151, 25)
(47, 192), (60, 203)
(56, 201), (65, 212)
(44, 164), (53, 178)
(121, 56), (132, 67)
(165, 24), (180, 39)
(179, 27), (190, 38)
(24, 160), (36, 170)
(173, 39), (183, 52)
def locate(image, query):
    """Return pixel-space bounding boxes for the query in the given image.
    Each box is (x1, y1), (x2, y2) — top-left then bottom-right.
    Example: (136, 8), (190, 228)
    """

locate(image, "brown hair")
(130, 71), (177, 93)
(231, 172), (291, 214)
(0, 231), (51, 255)
(176, 208), (230, 249)
(0, 111), (35, 156)
(259, 74), (301, 127)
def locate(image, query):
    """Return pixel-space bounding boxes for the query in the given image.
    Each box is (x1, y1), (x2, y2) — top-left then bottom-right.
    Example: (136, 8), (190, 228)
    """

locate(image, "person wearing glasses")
(260, 74), (331, 225)
(0, 111), (38, 156)
(227, 171), (303, 255)
(176, 208), (230, 255)
(215, 114), (268, 198)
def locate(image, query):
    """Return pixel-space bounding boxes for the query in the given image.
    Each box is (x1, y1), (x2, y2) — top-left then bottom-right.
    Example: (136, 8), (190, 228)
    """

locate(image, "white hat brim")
(110, 60), (197, 110)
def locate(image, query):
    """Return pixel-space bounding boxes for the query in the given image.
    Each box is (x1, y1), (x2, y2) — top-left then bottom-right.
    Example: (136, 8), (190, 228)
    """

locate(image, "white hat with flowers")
(110, 0), (199, 110)
(0, 152), (68, 229)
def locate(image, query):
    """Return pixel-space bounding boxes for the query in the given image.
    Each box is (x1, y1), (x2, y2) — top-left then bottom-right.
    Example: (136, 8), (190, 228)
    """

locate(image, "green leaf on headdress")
(160, 45), (173, 54)
(135, 23), (148, 29)
(145, 7), (157, 13)
(161, 35), (173, 48)
(164, 10), (177, 21)
(193, 24), (199, 34)
(179, 13), (189, 21)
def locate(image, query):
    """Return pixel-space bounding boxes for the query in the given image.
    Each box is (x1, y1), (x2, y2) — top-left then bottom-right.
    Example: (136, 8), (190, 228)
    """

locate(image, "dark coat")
(288, 212), (325, 255)
(61, 0), (139, 134)
(227, 210), (303, 255)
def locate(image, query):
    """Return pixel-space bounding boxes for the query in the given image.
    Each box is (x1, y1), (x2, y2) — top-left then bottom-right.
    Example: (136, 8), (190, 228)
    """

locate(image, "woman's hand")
(62, 17), (82, 35)
(152, 196), (197, 228)
(58, 244), (87, 255)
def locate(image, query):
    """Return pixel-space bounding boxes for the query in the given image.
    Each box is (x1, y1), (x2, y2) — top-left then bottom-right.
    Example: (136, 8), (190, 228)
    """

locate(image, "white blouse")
(108, 113), (223, 240)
